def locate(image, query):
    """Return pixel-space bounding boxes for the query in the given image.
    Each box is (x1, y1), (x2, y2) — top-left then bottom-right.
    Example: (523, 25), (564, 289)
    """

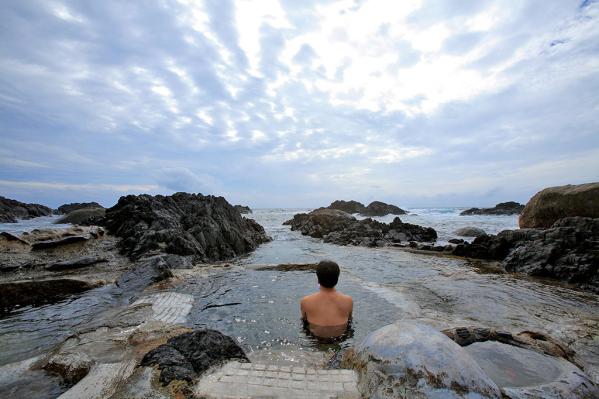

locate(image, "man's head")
(316, 260), (340, 288)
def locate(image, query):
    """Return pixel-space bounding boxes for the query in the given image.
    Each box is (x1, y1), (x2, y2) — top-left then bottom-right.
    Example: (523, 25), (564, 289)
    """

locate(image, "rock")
(519, 182), (599, 228)
(103, 192), (270, 261)
(327, 200), (366, 214)
(56, 202), (104, 215)
(361, 201), (407, 216)
(255, 263), (318, 271)
(0, 196), (53, 223)
(31, 235), (89, 250)
(56, 207), (106, 225)
(285, 209), (436, 246)
(0, 231), (30, 245)
(454, 227), (487, 237)
(461, 201), (525, 216)
(448, 238), (465, 244)
(46, 256), (108, 271)
(451, 217), (599, 293)
(343, 321), (501, 398)
(43, 352), (93, 385)
(0, 279), (99, 314)
(233, 205), (252, 214)
(141, 329), (249, 385)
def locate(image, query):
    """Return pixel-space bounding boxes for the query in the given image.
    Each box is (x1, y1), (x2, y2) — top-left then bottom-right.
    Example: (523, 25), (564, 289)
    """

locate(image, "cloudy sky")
(1, 0), (598, 208)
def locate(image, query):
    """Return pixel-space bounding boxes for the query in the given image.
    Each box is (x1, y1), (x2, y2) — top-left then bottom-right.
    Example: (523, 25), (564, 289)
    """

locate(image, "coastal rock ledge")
(284, 208), (436, 246)
(0, 196), (53, 223)
(104, 192), (270, 261)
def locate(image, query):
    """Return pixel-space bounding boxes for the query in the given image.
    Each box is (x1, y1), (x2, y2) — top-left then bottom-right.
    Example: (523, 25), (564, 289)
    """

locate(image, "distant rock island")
(56, 202), (104, 214)
(327, 200), (406, 216)
(0, 196), (53, 223)
(460, 201), (524, 215)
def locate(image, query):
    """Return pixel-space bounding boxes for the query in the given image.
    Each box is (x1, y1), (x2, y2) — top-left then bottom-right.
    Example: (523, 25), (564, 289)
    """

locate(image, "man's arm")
(300, 297), (307, 321)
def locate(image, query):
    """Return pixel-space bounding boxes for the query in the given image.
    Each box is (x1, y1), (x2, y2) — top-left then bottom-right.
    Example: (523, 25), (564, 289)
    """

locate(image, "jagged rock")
(451, 217), (599, 292)
(56, 202), (104, 215)
(361, 201), (406, 216)
(285, 209), (436, 246)
(0, 196), (53, 223)
(46, 256), (108, 271)
(103, 193), (270, 261)
(141, 329), (249, 385)
(454, 227), (487, 237)
(342, 322), (501, 398)
(56, 207), (106, 225)
(519, 182), (599, 228)
(327, 200), (366, 214)
(448, 238), (465, 244)
(233, 205), (252, 214)
(0, 279), (98, 314)
(461, 201), (525, 216)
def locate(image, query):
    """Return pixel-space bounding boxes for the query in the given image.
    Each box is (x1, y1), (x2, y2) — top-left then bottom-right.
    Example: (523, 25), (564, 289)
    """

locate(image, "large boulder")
(56, 202), (104, 215)
(103, 192), (270, 261)
(461, 201), (524, 216)
(283, 208), (355, 238)
(452, 217), (599, 293)
(327, 200), (366, 214)
(361, 201), (407, 216)
(519, 183), (599, 228)
(56, 207), (106, 225)
(141, 329), (249, 385)
(0, 196), (53, 223)
(344, 322), (501, 398)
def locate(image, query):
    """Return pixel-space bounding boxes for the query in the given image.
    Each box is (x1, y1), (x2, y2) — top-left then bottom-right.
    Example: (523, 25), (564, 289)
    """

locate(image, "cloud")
(0, 0), (598, 208)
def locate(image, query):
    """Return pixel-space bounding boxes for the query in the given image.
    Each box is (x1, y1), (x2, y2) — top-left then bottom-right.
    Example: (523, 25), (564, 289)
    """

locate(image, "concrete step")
(58, 360), (136, 399)
(195, 361), (360, 399)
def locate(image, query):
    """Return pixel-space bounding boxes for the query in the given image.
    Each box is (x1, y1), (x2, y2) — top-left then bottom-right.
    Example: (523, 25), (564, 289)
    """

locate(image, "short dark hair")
(317, 260), (340, 288)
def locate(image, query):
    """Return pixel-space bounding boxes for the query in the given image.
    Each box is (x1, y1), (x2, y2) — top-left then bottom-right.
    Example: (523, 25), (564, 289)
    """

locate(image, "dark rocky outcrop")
(103, 192), (270, 261)
(233, 205), (252, 214)
(454, 227), (487, 237)
(361, 201), (407, 216)
(327, 200), (366, 214)
(326, 200), (406, 216)
(519, 183), (599, 228)
(0, 279), (99, 315)
(56, 202), (104, 215)
(0, 196), (53, 223)
(56, 207), (106, 225)
(141, 329), (249, 385)
(284, 208), (436, 246)
(460, 201), (525, 216)
(451, 217), (599, 292)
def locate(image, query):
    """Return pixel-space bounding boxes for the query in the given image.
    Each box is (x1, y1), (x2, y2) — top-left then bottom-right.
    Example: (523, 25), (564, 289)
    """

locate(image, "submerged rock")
(56, 207), (106, 225)
(0, 196), (53, 223)
(343, 321), (501, 398)
(460, 201), (525, 216)
(104, 192), (270, 261)
(284, 209), (436, 246)
(451, 217), (599, 292)
(56, 202), (104, 215)
(454, 226), (487, 237)
(519, 182), (599, 228)
(0, 279), (99, 314)
(141, 329), (249, 385)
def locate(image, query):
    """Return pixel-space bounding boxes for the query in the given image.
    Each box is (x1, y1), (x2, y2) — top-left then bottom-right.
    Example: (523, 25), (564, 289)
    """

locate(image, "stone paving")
(195, 361), (360, 399)
(132, 292), (193, 324)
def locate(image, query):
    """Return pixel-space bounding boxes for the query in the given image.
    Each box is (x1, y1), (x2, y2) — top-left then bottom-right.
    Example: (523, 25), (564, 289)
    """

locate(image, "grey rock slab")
(58, 360), (136, 399)
(350, 321), (502, 398)
(195, 361), (360, 399)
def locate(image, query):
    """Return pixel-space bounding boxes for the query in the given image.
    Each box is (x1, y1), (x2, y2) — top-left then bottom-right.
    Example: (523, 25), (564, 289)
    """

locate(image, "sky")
(1, 0), (598, 209)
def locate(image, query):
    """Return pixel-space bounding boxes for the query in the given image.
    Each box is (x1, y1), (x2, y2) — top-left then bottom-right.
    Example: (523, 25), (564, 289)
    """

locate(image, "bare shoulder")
(301, 292), (318, 304)
(337, 292), (353, 305)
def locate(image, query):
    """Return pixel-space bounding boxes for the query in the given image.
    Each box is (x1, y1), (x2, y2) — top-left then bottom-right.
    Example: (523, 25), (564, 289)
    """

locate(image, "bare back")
(300, 289), (353, 327)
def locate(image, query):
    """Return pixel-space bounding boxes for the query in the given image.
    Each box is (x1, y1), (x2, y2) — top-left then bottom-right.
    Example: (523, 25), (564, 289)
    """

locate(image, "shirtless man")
(300, 260), (353, 338)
